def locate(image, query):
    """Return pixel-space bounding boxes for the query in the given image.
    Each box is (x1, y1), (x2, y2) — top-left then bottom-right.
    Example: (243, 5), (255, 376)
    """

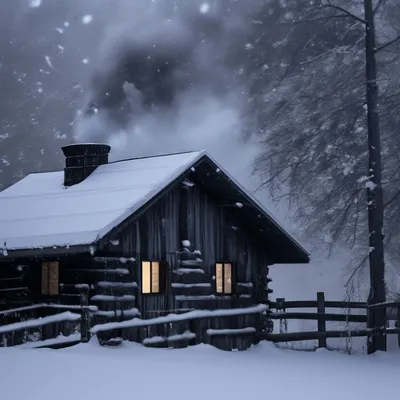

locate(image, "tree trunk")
(364, 0), (386, 353)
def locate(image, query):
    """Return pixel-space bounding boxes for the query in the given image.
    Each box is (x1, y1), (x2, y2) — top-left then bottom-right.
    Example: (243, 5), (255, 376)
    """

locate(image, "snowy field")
(1, 339), (399, 400)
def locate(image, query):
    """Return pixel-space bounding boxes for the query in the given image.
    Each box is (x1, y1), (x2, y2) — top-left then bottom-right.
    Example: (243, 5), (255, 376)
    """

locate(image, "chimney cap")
(61, 143), (111, 157)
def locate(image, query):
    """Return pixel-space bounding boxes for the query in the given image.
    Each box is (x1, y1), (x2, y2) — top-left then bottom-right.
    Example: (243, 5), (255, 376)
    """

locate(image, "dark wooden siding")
(114, 182), (269, 318)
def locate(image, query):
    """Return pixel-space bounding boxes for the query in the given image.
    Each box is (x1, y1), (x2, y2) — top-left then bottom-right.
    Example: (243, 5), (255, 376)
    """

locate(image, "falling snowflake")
(82, 58), (90, 64)
(82, 15), (93, 24)
(44, 56), (53, 68)
(29, 0), (42, 7)
(199, 3), (210, 13)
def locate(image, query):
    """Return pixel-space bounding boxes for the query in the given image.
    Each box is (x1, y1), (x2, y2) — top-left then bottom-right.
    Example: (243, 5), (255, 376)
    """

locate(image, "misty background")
(2, 0), (400, 316)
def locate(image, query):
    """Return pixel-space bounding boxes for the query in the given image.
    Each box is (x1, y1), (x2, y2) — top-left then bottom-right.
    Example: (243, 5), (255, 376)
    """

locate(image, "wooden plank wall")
(114, 184), (269, 320)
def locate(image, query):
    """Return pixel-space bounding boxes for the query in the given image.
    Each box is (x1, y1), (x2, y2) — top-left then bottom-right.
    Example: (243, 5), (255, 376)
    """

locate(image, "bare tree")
(252, 0), (400, 352)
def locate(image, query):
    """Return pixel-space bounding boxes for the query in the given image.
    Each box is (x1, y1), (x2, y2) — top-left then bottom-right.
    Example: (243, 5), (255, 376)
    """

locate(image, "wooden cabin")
(0, 144), (309, 350)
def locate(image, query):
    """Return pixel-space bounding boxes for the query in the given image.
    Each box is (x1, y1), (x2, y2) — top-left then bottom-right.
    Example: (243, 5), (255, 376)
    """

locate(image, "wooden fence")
(262, 292), (400, 350)
(0, 297), (266, 351)
(0, 302), (97, 348)
(3, 291), (400, 352)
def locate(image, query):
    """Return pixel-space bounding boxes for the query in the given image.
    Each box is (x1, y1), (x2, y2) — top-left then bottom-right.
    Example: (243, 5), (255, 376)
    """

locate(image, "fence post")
(396, 306), (400, 349)
(78, 286), (90, 343)
(317, 292), (327, 348)
(276, 298), (287, 335)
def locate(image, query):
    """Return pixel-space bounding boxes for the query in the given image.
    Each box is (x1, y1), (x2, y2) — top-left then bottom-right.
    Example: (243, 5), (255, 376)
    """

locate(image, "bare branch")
(384, 189), (400, 209)
(283, 14), (362, 25)
(373, 0), (385, 15)
(322, 1), (367, 24)
(374, 34), (400, 54)
(345, 255), (369, 287)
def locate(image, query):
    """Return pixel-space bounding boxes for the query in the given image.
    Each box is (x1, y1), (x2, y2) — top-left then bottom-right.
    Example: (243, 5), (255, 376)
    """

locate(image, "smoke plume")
(3, 0), (266, 177)
(70, 0), (261, 170)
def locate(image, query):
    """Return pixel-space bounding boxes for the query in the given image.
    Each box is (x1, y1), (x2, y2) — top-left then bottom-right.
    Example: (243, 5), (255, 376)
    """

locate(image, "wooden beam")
(269, 312), (367, 323)
(261, 328), (400, 343)
(317, 292), (326, 348)
(270, 300), (367, 310)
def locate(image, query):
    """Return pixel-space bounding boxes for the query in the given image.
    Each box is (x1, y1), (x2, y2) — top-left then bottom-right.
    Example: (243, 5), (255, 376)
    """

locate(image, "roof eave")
(0, 244), (93, 259)
(198, 153), (310, 261)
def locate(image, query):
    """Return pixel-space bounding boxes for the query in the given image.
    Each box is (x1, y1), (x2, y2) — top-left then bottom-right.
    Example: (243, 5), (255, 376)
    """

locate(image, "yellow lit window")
(142, 261), (164, 294)
(216, 262), (233, 294)
(41, 261), (59, 295)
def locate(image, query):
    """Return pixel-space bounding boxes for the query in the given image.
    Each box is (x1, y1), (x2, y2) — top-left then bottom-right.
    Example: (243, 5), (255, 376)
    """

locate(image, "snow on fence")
(0, 301), (267, 350)
(263, 292), (400, 353)
(0, 311), (80, 334)
(90, 304), (268, 334)
(91, 304), (268, 351)
(0, 303), (95, 348)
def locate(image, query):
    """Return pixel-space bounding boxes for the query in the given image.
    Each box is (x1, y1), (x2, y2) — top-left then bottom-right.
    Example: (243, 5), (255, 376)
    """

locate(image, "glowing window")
(216, 262), (233, 294)
(41, 261), (59, 295)
(142, 261), (164, 294)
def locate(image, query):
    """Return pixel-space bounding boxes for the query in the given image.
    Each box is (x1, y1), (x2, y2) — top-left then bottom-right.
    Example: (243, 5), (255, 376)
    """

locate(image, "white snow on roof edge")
(0, 149), (308, 258)
(96, 150), (207, 240)
(0, 150), (207, 252)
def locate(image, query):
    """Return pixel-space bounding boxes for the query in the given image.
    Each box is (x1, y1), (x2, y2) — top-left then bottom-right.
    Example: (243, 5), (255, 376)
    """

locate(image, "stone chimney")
(61, 143), (111, 187)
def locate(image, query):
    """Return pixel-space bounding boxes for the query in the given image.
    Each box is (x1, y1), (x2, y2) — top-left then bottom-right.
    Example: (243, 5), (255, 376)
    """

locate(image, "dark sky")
(0, 0), (264, 187)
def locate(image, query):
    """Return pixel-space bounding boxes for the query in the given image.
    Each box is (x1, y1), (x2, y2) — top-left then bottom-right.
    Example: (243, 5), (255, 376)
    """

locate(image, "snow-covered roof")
(0, 151), (204, 251)
(0, 149), (309, 262)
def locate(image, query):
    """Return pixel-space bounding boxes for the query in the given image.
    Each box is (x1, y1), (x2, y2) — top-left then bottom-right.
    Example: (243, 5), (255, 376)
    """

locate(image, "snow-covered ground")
(1, 339), (399, 400)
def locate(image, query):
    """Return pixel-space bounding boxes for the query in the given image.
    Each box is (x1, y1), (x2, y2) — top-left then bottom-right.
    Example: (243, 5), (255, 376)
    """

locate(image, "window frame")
(141, 260), (167, 295)
(215, 262), (234, 295)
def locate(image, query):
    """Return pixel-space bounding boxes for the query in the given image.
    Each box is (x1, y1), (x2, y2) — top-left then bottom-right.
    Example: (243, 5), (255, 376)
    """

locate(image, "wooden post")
(317, 292), (326, 348)
(276, 298), (287, 335)
(396, 306), (400, 349)
(78, 286), (90, 343)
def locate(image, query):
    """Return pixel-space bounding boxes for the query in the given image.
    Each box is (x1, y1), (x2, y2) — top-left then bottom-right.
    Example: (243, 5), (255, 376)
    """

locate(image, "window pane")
(216, 263), (223, 293)
(142, 262), (151, 294)
(41, 262), (49, 295)
(48, 262), (59, 295)
(224, 263), (232, 294)
(151, 262), (160, 293)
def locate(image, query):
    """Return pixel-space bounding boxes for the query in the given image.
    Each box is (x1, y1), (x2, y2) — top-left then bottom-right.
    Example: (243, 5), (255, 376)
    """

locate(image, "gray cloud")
(2, 0), (266, 179)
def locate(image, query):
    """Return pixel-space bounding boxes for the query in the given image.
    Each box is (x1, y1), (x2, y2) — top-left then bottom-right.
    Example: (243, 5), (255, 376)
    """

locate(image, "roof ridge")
(108, 149), (204, 165)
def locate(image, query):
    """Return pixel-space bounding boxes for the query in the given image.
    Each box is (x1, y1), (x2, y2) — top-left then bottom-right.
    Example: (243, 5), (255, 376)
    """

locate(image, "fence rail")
(0, 299), (267, 350)
(0, 300), (96, 347)
(270, 300), (367, 309)
(263, 292), (400, 350)
(3, 291), (400, 352)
